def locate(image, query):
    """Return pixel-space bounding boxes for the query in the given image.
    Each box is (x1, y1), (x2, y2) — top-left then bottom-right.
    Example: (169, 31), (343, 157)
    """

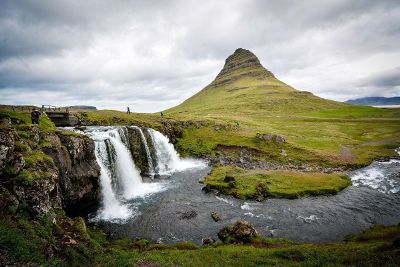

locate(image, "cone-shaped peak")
(213, 48), (274, 86)
(224, 48), (262, 69)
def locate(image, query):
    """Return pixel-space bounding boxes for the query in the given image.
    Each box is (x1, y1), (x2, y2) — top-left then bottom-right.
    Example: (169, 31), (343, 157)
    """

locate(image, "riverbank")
(203, 165), (351, 200)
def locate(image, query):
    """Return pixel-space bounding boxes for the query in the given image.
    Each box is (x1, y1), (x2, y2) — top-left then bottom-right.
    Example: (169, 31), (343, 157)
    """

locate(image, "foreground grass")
(1, 211), (399, 267)
(204, 165), (351, 199)
(96, 224), (400, 267)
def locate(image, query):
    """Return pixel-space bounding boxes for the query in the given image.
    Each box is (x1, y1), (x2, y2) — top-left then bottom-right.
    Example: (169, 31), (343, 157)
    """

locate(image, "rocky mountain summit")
(211, 48), (275, 86)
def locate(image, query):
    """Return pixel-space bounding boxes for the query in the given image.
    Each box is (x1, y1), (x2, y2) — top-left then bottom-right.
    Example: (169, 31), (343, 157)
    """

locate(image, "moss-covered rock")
(218, 220), (258, 244)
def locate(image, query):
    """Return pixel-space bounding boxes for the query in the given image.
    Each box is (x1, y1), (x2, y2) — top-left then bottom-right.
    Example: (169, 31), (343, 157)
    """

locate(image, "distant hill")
(67, 105), (97, 110)
(346, 97), (400, 106)
(165, 48), (345, 117)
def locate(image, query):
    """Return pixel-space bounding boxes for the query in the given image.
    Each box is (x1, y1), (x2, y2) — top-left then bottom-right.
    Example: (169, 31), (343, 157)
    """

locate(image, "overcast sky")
(0, 0), (399, 112)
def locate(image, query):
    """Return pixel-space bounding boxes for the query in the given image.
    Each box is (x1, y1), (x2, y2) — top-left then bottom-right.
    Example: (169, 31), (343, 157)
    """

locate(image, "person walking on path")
(127, 106), (131, 114)
(31, 108), (41, 124)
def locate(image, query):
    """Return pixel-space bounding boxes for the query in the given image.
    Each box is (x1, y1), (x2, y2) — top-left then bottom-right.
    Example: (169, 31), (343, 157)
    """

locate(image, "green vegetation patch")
(0, 109), (56, 133)
(204, 166), (351, 199)
(16, 151), (56, 184)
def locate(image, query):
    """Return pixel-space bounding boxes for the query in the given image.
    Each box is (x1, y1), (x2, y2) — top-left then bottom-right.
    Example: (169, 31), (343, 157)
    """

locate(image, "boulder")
(211, 212), (221, 222)
(218, 220), (258, 243)
(202, 237), (216, 245)
(255, 133), (285, 144)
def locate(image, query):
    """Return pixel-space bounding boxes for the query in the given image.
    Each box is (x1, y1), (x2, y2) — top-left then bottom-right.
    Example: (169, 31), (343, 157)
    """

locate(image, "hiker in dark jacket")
(31, 109), (41, 124)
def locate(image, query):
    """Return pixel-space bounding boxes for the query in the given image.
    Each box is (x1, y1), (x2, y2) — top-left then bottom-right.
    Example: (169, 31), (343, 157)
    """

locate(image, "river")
(73, 126), (400, 244)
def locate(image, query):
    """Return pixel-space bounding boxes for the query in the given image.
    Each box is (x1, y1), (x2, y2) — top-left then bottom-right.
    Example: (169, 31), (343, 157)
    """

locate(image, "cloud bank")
(1, 0), (399, 111)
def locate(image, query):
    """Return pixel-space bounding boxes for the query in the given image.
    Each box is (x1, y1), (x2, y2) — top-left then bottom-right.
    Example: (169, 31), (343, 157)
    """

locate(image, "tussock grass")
(204, 165), (351, 199)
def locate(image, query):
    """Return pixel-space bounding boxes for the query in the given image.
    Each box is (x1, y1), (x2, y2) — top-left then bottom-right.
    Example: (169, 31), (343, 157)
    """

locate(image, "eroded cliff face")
(0, 116), (100, 218)
(44, 131), (100, 216)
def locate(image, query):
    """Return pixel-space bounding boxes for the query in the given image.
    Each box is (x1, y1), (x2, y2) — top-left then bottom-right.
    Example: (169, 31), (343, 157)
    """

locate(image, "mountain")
(346, 97), (400, 106)
(165, 48), (345, 117)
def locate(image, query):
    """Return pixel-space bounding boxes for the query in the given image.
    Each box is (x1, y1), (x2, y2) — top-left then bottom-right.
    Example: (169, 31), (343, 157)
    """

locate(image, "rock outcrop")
(255, 133), (286, 144)
(45, 131), (100, 215)
(126, 127), (156, 176)
(218, 220), (258, 244)
(0, 116), (100, 217)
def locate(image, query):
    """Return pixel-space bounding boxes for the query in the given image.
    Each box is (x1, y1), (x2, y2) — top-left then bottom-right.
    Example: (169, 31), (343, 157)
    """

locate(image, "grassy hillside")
(160, 49), (400, 168)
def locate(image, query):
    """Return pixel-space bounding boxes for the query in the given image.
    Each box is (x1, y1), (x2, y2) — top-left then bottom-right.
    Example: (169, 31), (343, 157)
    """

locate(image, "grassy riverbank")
(203, 166), (351, 199)
(1, 211), (399, 266)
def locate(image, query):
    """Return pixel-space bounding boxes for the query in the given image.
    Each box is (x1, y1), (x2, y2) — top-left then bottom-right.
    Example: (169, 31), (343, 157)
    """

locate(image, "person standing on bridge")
(31, 108), (41, 124)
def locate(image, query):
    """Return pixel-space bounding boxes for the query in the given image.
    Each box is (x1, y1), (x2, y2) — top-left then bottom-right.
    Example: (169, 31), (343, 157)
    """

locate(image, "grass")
(3, 212), (399, 267)
(93, 224), (400, 267)
(0, 108), (56, 133)
(204, 165), (351, 199)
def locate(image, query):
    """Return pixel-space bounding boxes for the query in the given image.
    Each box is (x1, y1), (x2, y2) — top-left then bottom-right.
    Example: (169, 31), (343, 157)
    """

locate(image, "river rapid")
(73, 126), (400, 244)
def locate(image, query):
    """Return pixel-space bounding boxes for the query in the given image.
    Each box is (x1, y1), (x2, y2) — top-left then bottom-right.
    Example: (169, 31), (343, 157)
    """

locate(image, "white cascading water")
(94, 141), (130, 220)
(148, 128), (205, 175)
(131, 126), (155, 175)
(73, 126), (207, 221)
(88, 127), (165, 221)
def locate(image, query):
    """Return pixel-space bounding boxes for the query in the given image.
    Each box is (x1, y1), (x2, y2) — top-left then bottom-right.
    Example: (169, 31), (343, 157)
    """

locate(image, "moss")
(172, 241), (200, 250)
(14, 141), (31, 152)
(24, 151), (54, 168)
(0, 219), (45, 263)
(273, 249), (306, 261)
(204, 166), (352, 200)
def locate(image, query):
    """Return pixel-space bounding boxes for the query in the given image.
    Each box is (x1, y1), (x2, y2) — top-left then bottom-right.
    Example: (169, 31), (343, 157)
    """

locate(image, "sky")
(0, 0), (399, 112)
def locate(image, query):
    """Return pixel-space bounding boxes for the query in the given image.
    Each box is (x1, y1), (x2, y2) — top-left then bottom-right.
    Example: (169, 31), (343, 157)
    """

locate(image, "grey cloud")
(0, 0), (400, 111)
(359, 67), (400, 87)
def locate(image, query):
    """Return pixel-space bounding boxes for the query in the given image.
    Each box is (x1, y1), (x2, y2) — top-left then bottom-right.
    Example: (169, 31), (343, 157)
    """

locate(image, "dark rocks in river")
(202, 237), (216, 245)
(211, 212), (221, 222)
(202, 184), (220, 195)
(178, 209), (198, 220)
(218, 220), (258, 244)
(224, 175), (236, 188)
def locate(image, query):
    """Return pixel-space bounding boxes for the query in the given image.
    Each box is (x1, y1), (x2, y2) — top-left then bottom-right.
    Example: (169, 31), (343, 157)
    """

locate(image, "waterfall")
(94, 141), (130, 220)
(87, 127), (165, 221)
(106, 128), (146, 199)
(76, 125), (206, 221)
(131, 126), (155, 176)
(147, 128), (181, 174)
(148, 128), (205, 175)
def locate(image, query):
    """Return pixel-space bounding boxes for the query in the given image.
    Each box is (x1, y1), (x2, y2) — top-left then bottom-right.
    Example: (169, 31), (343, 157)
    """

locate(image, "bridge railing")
(41, 105), (70, 113)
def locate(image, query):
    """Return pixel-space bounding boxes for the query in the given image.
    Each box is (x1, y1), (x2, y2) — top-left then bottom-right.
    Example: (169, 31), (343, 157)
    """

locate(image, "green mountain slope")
(165, 48), (346, 118)
(162, 48), (399, 167)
